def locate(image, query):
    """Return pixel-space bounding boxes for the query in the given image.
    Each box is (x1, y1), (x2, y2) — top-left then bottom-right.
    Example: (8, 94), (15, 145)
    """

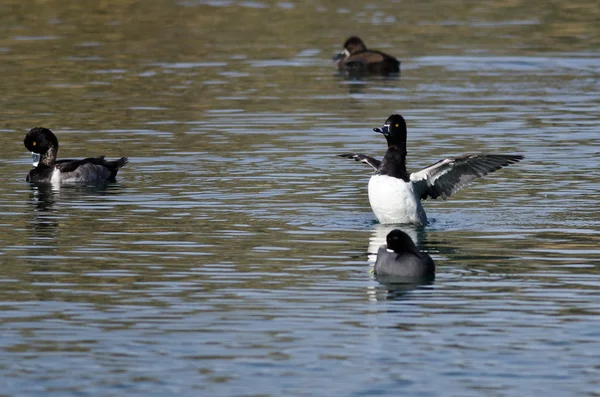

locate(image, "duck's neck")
(40, 144), (58, 167)
(379, 144), (408, 181)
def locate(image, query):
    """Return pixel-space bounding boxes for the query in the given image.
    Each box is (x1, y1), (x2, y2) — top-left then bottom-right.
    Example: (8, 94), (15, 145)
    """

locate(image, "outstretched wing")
(410, 154), (523, 200)
(338, 153), (381, 171)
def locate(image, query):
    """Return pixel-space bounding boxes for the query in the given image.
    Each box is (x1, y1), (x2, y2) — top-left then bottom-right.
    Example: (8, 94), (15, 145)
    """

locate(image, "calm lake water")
(1, 1), (599, 395)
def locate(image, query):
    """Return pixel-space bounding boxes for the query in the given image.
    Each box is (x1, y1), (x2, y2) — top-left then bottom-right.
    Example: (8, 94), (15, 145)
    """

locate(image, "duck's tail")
(106, 157), (128, 179)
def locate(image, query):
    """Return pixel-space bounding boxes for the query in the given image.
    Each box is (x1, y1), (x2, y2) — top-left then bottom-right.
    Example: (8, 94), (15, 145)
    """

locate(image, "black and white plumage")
(374, 229), (435, 279)
(332, 36), (400, 77)
(339, 114), (523, 225)
(24, 127), (128, 184)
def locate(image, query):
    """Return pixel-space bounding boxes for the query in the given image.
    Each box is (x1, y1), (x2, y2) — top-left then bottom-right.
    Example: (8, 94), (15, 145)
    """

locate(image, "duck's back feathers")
(58, 156), (128, 182)
(56, 156), (128, 178)
(343, 51), (400, 76)
(374, 246), (435, 278)
(410, 154), (523, 200)
(374, 229), (435, 278)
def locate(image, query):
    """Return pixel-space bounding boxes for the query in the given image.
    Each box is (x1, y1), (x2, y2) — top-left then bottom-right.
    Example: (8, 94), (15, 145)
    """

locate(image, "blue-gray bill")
(31, 152), (40, 167)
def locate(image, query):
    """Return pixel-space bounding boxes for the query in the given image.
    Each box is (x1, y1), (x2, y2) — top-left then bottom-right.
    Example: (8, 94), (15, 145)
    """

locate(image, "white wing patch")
(410, 154), (522, 200)
(50, 168), (62, 184)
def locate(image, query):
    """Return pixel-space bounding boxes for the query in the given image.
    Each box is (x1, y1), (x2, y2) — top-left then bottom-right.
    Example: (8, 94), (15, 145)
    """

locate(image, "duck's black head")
(343, 36), (367, 54)
(24, 127), (58, 154)
(386, 229), (420, 255)
(24, 127), (59, 167)
(333, 36), (367, 62)
(374, 114), (408, 147)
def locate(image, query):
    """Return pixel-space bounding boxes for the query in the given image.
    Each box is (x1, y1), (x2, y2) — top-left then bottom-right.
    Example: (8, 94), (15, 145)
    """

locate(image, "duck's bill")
(332, 52), (345, 62)
(332, 49), (350, 62)
(373, 126), (389, 135)
(31, 152), (40, 167)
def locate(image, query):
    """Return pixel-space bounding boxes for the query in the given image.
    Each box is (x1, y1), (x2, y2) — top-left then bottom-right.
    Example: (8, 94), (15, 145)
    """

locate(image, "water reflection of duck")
(340, 114), (523, 225)
(27, 183), (60, 240)
(26, 182), (124, 248)
(333, 36), (400, 77)
(24, 127), (128, 184)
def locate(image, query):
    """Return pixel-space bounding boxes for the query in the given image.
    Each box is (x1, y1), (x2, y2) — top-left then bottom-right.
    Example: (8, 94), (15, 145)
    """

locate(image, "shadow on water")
(335, 73), (401, 94)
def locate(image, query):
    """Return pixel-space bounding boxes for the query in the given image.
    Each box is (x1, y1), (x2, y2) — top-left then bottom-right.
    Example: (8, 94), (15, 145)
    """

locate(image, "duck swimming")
(24, 127), (128, 184)
(333, 36), (400, 76)
(374, 229), (435, 278)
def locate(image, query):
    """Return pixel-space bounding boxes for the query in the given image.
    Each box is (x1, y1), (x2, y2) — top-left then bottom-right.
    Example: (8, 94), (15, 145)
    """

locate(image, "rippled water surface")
(1, 1), (600, 395)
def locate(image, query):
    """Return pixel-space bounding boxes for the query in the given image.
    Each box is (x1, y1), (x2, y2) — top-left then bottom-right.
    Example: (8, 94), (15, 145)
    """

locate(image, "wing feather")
(338, 153), (381, 171)
(410, 154), (523, 200)
(56, 156), (128, 181)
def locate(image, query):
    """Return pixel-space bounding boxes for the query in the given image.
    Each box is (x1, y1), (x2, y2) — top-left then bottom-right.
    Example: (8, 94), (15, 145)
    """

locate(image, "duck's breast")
(368, 174), (426, 225)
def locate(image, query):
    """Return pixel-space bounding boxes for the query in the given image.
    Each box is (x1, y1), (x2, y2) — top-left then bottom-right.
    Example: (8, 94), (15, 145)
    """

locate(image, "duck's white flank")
(368, 174), (427, 225)
(50, 169), (62, 184)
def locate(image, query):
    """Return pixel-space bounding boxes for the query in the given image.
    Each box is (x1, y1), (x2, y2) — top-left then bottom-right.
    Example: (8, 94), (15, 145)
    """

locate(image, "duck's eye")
(395, 124), (399, 128)
(32, 141), (36, 146)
